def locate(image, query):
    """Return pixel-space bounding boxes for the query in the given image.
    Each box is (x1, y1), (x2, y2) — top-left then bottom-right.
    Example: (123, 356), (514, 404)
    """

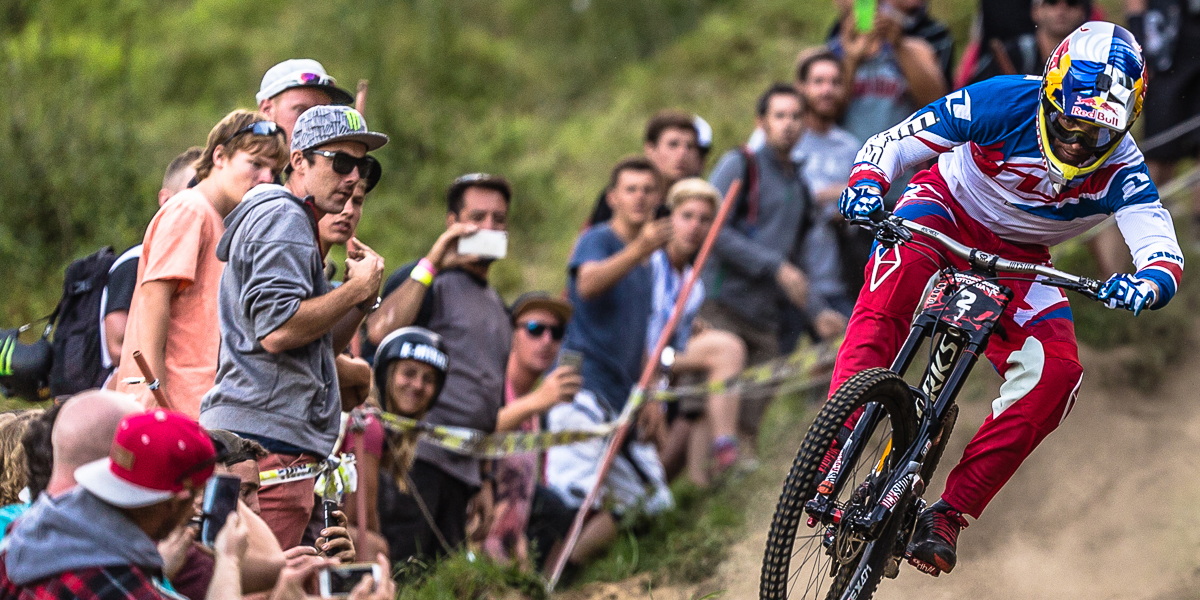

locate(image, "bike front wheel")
(760, 367), (918, 600)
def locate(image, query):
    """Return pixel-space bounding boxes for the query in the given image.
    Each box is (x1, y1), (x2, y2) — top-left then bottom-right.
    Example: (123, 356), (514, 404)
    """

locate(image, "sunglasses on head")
(218, 121), (285, 149)
(308, 150), (382, 190)
(521, 321), (565, 341)
(296, 72), (335, 86)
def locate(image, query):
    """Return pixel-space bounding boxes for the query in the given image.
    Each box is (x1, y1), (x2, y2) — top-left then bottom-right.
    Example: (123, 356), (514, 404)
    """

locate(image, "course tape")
(259, 453), (358, 502)
(363, 339), (840, 458)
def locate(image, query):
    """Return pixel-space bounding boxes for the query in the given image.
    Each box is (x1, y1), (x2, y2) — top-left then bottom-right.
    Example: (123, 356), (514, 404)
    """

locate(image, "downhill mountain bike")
(759, 211), (1103, 600)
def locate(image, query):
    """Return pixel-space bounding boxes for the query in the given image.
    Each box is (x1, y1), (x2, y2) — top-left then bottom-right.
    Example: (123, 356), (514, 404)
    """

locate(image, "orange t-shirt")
(116, 189), (226, 419)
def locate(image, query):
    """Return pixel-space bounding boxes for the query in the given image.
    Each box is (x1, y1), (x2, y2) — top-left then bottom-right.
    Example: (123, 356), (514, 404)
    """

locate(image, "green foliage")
(0, 0), (837, 326)
(394, 552), (547, 599)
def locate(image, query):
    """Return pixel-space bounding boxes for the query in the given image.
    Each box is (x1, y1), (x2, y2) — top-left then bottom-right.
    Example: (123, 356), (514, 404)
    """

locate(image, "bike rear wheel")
(760, 368), (918, 600)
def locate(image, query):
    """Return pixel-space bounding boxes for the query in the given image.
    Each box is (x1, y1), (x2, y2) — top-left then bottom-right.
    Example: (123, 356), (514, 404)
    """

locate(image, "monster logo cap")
(290, 105), (389, 153)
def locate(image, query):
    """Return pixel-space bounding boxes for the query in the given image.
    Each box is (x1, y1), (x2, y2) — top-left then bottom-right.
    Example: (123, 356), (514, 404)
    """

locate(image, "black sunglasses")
(219, 121), (285, 149)
(521, 321), (565, 341)
(309, 150), (382, 191)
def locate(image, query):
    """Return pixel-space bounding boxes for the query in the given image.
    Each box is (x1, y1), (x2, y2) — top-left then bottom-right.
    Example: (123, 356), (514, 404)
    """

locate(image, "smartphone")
(559, 349), (583, 372)
(200, 474), (240, 547)
(323, 499), (339, 530)
(318, 563), (384, 598)
(853, 0), (876, 33)
(457, 229), (508, 259)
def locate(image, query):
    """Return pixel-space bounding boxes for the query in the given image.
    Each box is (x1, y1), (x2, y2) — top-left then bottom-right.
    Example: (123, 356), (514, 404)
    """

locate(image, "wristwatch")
(358, 295), (382, 315)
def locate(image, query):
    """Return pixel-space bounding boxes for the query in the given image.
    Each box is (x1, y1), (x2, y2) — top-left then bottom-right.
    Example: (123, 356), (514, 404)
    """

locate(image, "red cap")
(75, 409), (216, 508)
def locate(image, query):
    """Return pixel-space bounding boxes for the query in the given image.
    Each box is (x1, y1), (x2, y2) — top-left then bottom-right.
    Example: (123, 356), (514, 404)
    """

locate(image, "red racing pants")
(830, 167), (1084, 519)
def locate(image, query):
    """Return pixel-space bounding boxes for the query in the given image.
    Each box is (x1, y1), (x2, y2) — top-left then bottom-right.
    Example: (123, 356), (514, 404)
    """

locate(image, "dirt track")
(567, 340), (1200, 599)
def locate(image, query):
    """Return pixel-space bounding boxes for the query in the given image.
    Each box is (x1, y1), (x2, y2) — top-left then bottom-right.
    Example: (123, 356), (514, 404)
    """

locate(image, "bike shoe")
(906, 499), (968, 576)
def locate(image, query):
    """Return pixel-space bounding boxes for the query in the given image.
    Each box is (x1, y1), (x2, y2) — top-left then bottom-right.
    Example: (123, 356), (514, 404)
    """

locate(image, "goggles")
(1045, 112), (1115, 153)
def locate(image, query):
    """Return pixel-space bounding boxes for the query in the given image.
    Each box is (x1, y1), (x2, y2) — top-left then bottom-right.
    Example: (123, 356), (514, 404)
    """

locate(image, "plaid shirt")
(0, 560), (178, 600)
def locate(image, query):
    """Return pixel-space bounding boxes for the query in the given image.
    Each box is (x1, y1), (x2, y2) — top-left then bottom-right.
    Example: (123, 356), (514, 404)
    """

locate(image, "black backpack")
(47, 247), (117, 397)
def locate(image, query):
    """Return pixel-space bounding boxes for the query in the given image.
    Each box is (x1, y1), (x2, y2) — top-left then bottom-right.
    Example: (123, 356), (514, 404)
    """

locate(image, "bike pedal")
(906, 554), (941, 577)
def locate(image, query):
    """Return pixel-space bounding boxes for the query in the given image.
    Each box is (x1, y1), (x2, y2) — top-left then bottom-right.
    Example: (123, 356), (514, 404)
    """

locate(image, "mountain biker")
(834, 22), (1183, 576)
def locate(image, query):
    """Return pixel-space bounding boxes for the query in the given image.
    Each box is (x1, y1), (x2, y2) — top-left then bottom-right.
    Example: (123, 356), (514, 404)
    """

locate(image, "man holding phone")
(364, 173), (515, 561)
(0, 411), (223, 599)
(544, 157), (675, 569)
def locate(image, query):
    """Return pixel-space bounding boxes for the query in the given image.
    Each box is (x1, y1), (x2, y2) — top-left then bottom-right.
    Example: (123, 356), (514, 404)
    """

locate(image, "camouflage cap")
(291, 105), (388, 153)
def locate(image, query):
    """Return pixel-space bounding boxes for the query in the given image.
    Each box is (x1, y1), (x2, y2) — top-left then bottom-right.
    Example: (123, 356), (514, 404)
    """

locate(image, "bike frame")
(804, 214), (1101, 564)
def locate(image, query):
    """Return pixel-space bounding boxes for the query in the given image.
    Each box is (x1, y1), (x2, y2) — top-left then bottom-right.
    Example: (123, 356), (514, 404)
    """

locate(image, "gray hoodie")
(703, 146), (824, 327)
(3, 488), (163, 585)
(199, 183), (340, 456)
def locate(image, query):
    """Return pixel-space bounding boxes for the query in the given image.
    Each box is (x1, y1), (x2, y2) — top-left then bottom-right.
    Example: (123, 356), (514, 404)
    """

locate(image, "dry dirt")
(564, 341), (1200, 599)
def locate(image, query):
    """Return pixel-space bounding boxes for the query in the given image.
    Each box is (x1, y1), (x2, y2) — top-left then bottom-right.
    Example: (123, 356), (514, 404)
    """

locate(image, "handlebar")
(854, 209), (1103, 300)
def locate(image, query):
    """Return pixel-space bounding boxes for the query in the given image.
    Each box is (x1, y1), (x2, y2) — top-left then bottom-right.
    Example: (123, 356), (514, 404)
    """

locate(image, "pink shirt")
(116, 189), (225, 419)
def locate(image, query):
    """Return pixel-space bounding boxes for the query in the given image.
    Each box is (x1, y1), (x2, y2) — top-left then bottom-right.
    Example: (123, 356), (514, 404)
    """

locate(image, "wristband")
(410, 264), (434, 287)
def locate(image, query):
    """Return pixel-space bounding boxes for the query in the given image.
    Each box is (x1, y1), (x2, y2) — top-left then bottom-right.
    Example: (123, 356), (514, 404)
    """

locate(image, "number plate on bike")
(920, 271), (1012, 333)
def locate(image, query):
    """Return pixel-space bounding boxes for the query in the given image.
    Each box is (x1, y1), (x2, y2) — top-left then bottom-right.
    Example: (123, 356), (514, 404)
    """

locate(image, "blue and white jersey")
(848, 75), (1182, 302)
(647, 249), (704, 355)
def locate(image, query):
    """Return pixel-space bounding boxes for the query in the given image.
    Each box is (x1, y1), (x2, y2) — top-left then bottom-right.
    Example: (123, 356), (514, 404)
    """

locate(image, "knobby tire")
(760, 368), (918, 600)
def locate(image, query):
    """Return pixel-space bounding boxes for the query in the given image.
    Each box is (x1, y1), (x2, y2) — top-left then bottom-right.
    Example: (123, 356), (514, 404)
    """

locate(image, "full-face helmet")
(1039, 22), (1146, 191)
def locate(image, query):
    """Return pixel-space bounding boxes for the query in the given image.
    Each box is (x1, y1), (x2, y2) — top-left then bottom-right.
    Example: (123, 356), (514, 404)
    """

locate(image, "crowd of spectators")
(0, 0), (1196, 596)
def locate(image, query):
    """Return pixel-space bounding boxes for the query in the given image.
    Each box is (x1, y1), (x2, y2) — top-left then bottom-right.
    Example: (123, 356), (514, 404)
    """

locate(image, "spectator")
(256, 59), (354, 141)
(585, 110), (705, 227)
(970, 0), (1091, 83)
(0, 411), (39, 506)
(102, 146), (202, 377)
(889, 0), (955, 83)
(0, 410), (229, 599)
(828, 0), (948, 146)
(367, 327), (452, 561)
(364, 173), (514, 562)
(167, 429), (291, 600)
(545, 156), (674, 569)
(485, 292), (580, 567)
(43, 390), (143, 499)
(750, 49), (864, 327)
(317, 171), (386, 560)
(1129, 0), (1200, 241)
(15, 403), (59, 504)
(649, 179), (748, 487)
(115, 111), (288, 417)
(1, 392), (139, 543)
(789, 50), (864, 314)
(703, 84), (844, 464)
(199, 105), (387, 550)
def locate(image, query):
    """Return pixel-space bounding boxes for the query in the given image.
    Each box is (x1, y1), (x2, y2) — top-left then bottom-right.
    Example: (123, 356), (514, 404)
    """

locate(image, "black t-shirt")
(104, 245), (141, 315)
(980, 0), (1034, 46)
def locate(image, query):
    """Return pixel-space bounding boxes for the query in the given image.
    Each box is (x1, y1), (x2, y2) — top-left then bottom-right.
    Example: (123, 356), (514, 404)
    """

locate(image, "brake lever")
(1046, 277), (1103, 300)
(850, 214), (912, 248)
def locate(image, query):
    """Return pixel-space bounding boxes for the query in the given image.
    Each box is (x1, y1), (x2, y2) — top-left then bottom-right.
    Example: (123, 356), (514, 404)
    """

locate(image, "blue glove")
(1098, 273), (1158, 316)
(838, 183), (884, 221)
